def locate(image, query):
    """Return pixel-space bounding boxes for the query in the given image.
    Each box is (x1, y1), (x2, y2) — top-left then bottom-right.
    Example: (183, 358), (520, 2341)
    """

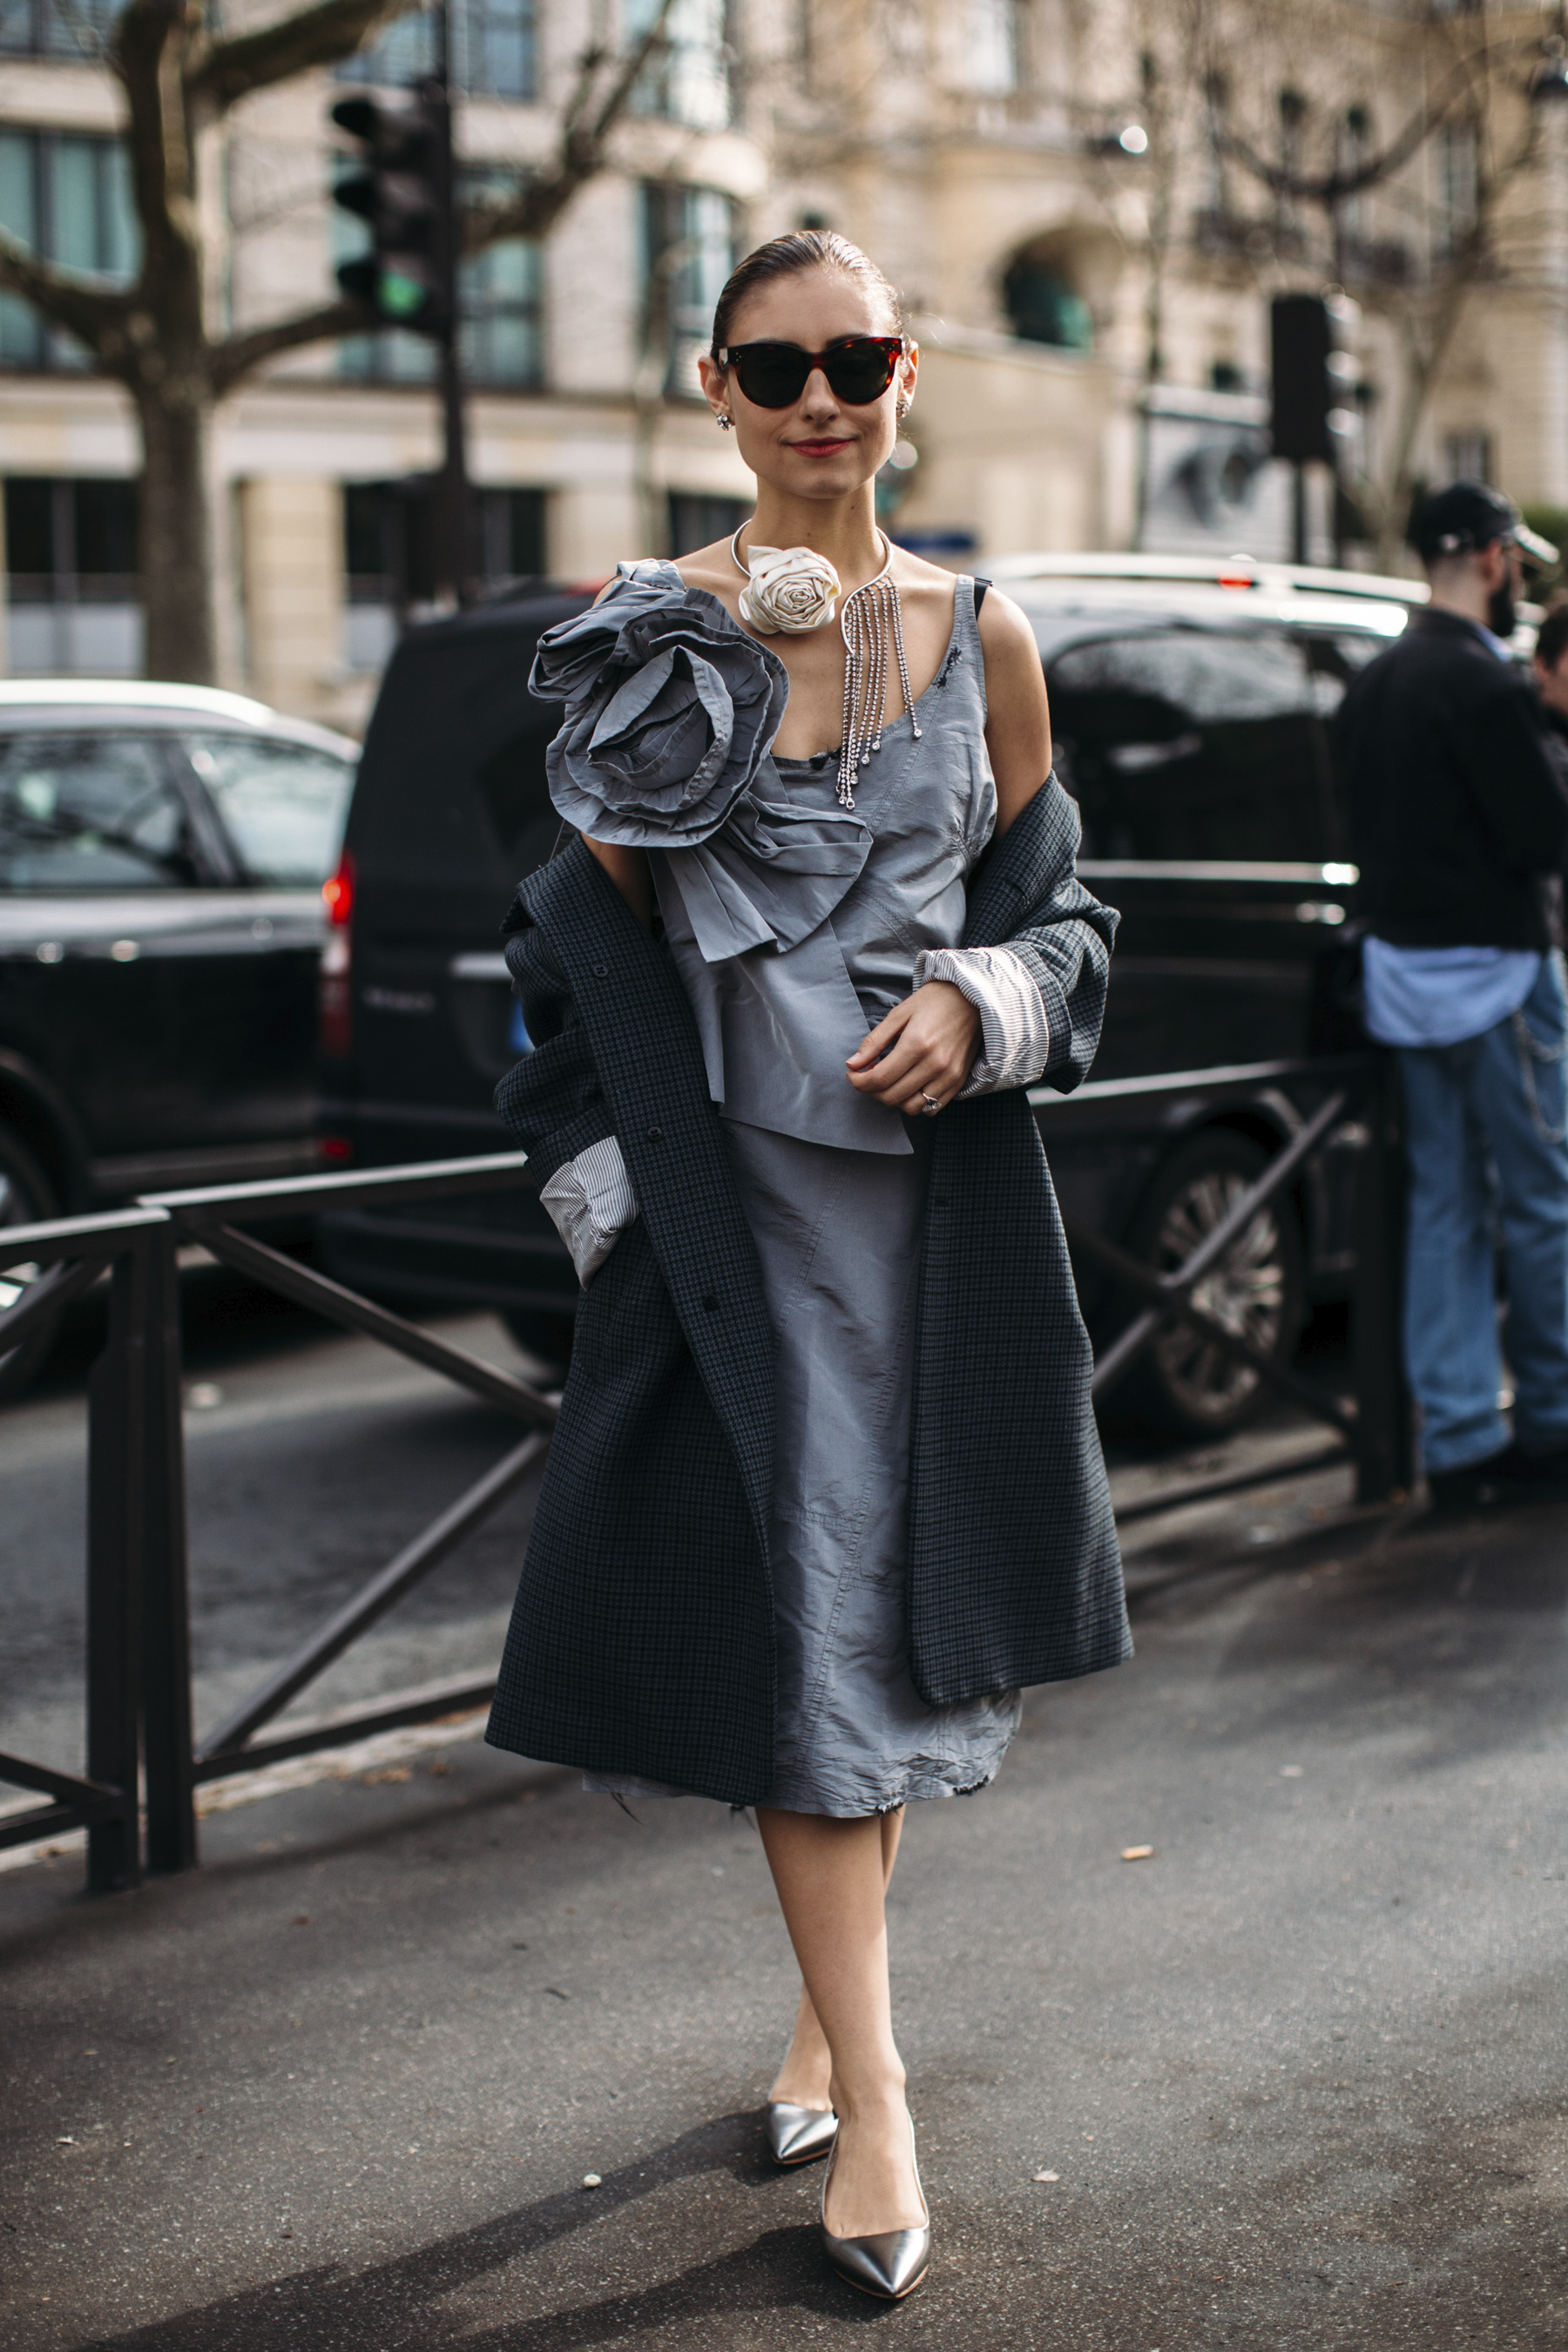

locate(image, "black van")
(319, 558), (1418, 1434)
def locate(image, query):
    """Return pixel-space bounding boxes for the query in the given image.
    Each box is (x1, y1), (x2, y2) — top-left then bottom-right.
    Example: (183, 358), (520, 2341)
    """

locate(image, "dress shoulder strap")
(948, 574), (987, 720)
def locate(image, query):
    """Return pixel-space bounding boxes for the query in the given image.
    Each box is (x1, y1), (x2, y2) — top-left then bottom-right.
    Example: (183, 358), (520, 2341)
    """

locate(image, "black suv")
(0, 679), (357, 1392)
(318, 558), (1419, 1433)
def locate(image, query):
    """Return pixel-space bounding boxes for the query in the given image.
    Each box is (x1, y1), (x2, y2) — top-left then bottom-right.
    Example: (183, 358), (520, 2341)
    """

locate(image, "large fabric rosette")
(531, 573), (789, 848)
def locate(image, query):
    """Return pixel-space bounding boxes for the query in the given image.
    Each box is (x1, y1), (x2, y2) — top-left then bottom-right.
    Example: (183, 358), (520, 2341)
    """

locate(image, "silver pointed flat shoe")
(765, 2100), (838, 2167)
(819, 2111), (930, 2301)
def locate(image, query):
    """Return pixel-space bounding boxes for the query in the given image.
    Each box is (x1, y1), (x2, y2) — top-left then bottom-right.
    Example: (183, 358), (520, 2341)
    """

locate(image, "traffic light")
(1269, 292), (1358, 466)
(331, 90), (449, 337)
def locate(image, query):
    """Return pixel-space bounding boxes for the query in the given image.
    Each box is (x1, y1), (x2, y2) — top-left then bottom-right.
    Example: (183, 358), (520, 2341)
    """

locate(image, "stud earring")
(896, 395), (912, 422)
(715, 410), (735, 430)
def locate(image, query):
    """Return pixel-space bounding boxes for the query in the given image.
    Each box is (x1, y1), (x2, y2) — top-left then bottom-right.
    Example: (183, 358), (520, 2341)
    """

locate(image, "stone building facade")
(2, 0), (1565, 726)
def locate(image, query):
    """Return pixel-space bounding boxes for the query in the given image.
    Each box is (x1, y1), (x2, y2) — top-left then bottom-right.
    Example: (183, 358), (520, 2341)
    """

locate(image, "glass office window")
(627, 0), (733, 131)
(643, 183), (740, 397)
(0, 131), (138, 370)
(345, 0), (536, 99)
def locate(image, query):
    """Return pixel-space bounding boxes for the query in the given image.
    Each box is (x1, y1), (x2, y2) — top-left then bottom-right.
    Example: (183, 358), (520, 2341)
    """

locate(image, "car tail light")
(321, 856), (354, 925)
(319, 1135), (354, 1164)
(320, 851), (355, 1059)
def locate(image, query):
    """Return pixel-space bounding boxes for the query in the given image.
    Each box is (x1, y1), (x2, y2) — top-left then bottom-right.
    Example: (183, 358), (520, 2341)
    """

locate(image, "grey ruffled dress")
(551, 562), (1023, 1815)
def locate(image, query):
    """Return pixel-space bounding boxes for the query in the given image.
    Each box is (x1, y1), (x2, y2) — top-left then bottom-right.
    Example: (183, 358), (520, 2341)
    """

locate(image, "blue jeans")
(1396, 951), (1568, 1473)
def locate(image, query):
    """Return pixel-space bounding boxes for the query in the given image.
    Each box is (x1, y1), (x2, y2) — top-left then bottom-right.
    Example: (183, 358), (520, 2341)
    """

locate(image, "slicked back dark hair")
(710, 230), (903, 362)
(1534, 600), (1568, 673)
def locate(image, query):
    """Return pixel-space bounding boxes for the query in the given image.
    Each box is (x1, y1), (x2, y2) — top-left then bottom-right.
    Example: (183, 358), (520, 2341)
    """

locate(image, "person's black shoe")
(1495, 1438), (1568, 1490)
(1426, 1450), (1513, 1513)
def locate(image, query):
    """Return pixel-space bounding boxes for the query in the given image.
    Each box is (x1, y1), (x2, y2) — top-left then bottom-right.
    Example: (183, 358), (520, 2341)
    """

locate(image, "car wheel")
(1119, 1130), (1306, 1441)
(0, 1124), (64, 1404)
(498, 1305), (575, 1381)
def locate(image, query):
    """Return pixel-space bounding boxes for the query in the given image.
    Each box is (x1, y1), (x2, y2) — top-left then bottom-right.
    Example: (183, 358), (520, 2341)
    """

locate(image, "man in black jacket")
(1339, 483), (1568, 1508)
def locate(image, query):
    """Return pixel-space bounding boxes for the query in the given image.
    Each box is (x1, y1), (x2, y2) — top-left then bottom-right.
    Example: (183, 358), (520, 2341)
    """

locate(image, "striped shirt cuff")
(539, 1135), (639, 1285)
(913, 944), (1052, 1098)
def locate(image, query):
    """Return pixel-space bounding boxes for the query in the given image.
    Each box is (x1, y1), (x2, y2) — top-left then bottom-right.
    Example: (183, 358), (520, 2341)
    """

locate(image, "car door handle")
(449, 953), (510, 981)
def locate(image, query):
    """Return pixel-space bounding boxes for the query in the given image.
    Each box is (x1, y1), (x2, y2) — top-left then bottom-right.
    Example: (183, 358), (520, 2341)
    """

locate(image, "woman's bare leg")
(769, 1809), (903, 2108)
(757, 1807), (924, 2236)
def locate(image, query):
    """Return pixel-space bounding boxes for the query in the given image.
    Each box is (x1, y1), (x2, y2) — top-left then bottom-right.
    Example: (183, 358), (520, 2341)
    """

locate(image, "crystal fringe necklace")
(730, 525), (921, 810)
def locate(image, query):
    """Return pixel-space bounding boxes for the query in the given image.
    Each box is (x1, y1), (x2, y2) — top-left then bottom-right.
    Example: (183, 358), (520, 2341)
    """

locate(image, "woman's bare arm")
(978, 589), (1051, 835)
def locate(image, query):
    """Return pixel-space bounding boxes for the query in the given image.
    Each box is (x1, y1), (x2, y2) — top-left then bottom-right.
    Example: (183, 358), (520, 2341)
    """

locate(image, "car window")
(1307, 629), (1393, 715)
(0, 733), (195, 890)
(186, 733), (355, 887)
(1046, 627), (1331, 862)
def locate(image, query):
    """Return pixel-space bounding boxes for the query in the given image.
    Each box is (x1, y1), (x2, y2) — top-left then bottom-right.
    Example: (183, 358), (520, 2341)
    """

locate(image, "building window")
(0, 0), (118, 60)
(628, 0), (733, 132)
(1436, 121), (1478, 259)
(3, 476), (142, 676)
(345, 0), (537, 101)
(1200, 72), (1230, 215)
(462, 221), (543, 386)
(342, 481), (545, 670)
(1443, 431), (1491, 486)
(1003, 256), (1092, 352)
(644, 183), (740, 397)
(1339, 104), (1371, 240)
(334, 166), (542, 389)
(0, 131), (138, 372)
(961, 0), (1021, 95)
(668, 491), (749, 557)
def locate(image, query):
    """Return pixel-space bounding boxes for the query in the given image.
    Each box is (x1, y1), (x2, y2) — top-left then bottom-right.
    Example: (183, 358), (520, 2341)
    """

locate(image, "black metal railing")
(0, 1206), (171, 1891)
(1041, 1051), (1411, 1523)
(0, 1055), (1410, 1891)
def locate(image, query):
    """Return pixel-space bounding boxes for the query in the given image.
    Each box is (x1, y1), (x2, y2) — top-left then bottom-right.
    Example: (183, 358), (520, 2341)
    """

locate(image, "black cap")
(1409, 480), (1558, 568)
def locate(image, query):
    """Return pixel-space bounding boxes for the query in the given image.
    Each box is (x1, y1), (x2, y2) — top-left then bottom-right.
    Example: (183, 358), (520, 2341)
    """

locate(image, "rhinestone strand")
(835, 540), (921, 809)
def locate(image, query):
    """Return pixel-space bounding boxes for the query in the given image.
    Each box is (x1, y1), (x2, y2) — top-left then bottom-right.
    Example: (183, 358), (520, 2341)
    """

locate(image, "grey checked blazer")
(486, 778), (1131, 1805)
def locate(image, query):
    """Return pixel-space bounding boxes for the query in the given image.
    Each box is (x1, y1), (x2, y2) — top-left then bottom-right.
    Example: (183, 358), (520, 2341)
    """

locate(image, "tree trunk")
(134, 361), (217, 684)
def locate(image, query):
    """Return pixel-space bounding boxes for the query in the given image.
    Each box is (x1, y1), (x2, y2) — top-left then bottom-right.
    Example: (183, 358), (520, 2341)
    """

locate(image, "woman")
(487, 230), (1130, 2301)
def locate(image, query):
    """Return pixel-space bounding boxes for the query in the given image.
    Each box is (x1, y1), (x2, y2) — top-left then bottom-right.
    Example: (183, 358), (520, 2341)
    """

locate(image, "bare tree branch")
(1209, 37), (1533, 209)
(209, 296), (371, 392)
(465, 0), (679, 252)
(189, 0), (421, 114)
(0, 229), (127, 360)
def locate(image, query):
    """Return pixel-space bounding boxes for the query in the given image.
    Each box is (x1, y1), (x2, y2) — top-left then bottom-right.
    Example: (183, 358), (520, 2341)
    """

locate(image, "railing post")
(142, 1220), (197, 1874)
(84, 1238), (146, 1892)
(1351, 1052), (1414, 1503)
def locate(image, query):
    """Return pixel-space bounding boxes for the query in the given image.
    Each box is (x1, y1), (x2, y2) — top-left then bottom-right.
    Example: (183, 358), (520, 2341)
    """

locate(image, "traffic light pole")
(431, 0), (471, 608)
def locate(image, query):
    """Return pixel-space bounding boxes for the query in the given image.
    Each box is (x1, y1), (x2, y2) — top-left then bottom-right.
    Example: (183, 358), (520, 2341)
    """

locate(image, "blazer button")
(702, 1294), (720, 1312)
(591, 961), (609, 977)
(646, 1126), (664, 1143)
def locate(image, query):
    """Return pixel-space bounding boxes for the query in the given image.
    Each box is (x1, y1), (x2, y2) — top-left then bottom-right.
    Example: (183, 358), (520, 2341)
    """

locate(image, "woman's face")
(698, 267), (916, 504)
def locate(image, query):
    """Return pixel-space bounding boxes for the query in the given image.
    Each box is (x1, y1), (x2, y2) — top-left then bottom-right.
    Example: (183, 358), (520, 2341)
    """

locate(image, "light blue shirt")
(1362, 936), (1541, 1048)
(1362, 611), (1541, 1050)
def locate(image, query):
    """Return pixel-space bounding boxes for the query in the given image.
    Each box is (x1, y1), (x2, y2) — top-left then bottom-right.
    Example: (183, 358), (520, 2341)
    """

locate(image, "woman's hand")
(846, 980), (980, 1115)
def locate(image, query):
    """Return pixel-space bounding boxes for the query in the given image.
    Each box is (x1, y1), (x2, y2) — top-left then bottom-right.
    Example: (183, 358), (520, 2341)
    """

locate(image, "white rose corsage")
(736, 541), (841, 636)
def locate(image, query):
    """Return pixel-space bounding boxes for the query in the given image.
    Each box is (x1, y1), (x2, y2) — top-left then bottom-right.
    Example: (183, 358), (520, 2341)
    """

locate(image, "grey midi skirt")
(589, 1118), (1020, 1816)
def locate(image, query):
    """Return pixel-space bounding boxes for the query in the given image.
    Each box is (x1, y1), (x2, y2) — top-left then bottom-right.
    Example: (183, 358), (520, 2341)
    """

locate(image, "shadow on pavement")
(80, 2123), (877, 2350)
(1136, 1490), (1568, 1776)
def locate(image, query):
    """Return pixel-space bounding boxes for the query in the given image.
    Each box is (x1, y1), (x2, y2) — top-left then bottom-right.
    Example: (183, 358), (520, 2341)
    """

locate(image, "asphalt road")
(2, 1270), (1566, 2349)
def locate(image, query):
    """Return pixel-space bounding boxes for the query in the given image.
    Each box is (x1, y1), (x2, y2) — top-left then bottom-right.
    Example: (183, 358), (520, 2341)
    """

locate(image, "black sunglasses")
(718, 335), (906, 410)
